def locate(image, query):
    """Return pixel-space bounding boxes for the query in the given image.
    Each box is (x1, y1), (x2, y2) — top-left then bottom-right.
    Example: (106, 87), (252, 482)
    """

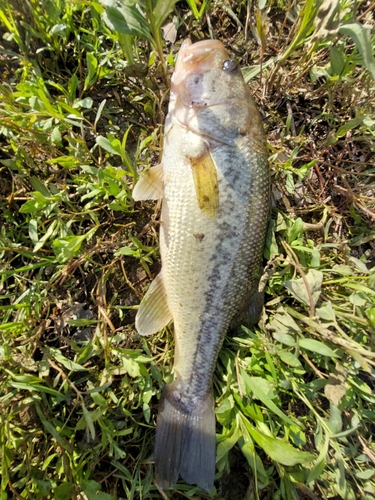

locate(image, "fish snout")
(178, 39), (226, 71)
(171, 39), (229, 101)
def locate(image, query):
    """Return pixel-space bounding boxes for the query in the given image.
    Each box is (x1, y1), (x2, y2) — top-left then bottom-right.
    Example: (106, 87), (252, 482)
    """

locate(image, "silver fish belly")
(133, 38), (270, 493)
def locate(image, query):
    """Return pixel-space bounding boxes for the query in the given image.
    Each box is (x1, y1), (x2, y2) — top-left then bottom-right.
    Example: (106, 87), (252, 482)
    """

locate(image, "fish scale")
(162, 135), (256, 392)
(132, 38), (270, 493)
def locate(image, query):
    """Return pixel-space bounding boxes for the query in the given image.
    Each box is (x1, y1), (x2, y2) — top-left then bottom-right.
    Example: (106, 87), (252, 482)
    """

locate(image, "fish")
(132, 38), (270, 493)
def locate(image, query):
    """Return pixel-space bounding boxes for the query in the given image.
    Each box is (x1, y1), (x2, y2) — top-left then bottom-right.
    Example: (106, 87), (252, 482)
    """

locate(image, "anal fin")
(135, 272), (172, 336)
(230, 265), (272, 331)
(133, 163), (164, 201)
(230, 287), (265, 332)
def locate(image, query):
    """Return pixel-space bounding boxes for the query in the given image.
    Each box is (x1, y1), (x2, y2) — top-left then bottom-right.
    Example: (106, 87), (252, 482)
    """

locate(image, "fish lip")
(179, 39), (226, 67)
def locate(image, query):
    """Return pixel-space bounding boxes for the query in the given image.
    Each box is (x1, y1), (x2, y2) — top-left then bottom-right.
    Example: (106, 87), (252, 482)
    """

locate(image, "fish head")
(169, 39), (255, 145)
(171, 39), (244, 107)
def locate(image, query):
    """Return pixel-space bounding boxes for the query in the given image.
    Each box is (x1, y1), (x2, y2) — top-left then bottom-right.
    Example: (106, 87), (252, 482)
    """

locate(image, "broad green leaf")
(234, 393), (265, 423)
(34, 220), (58, 252)
(55, 482), (73, 500)
(241, 370), (297, 427)
(285, 171), (295, 194)
(316, 301), (336, 322)
(103, 4), (153, 44)
(284, 269), (323, 307)
(268, 309), (301, 336)
(57, 100), (83, 117)
(94, 99), (106, 129)
(5, 371), (44, 384)
(52, 227), (97, 262)
(240, 439), (269, 485)
(331, 264), (354, 276)
(30, 176), (51, 196)
(264, 219), (278, 259)
(9, 381), (65, 399)
(73, 97), (93, 109)
(115, 246), (138, 257)
(96, 135), (122, 156)
(216, 423), (242, 465)
(28, 218), (38, 243)
(42, 453), (58, 470)
(82, 405), (96, 440)
(248, 426), (314, 466)
(84, 52), (98, 91)
(51, 126), (62, 145)
(44, 346), (88, 371)
(152, 0), (179, 30)
(366, 307), (375, 327)
(81, 480), (116, 500)
(337, 116), (364, 138)
(216, 395), (235, 426)
(339, 22), (375, 80)
(307, 433), (329, 483)
(53, 235), (87, 261)
(289, 217), (304, 243)
(350, 376), (373, 397)
(345, 282), (375, 296)
(278, 351), (303, 368)
(68, 73), (79, 98)
(20, 192), (52, 213)
(246, 376), (277, 399)
(289, 424), (307, 447)
(329, 403), (342, 434)
(349, 256), (368, 273)
(298, 338), (338, 358)
(272, 332), (296, 347)
(91, 392), (107, 407)
(238, 414), (269, 484)
(355, 470), (375, 480)
(120, 357), (142, 377)
(333, 448), (347, 497)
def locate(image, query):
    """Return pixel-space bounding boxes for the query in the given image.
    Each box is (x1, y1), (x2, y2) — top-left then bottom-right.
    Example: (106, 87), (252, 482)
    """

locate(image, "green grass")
(0, 0), (375, 499)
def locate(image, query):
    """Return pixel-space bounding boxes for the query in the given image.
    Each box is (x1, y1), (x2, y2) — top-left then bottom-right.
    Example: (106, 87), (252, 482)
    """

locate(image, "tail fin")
(154, 384), (216, 493)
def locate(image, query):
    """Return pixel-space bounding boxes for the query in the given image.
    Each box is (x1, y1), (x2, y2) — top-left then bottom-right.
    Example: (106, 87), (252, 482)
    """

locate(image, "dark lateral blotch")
(193, 233), (205, 242)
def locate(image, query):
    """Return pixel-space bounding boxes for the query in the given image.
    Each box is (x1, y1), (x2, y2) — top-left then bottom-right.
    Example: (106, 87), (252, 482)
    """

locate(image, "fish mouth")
(169, 38), (231, 131)
(172, 39), (228, 87)
(178, 39), (226, 68)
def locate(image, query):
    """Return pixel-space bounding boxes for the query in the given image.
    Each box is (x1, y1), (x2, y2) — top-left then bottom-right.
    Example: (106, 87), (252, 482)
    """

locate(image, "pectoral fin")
(135, 272), (172, 336)
(190, 147), (219, 219)
(133, 163), (164, 201)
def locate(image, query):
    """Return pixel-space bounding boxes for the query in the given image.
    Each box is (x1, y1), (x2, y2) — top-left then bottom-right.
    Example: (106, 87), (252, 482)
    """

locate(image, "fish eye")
(222, 59), (238, 72)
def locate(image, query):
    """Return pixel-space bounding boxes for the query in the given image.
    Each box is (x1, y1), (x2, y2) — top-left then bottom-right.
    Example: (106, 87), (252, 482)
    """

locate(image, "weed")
(0, 0), (374, 499)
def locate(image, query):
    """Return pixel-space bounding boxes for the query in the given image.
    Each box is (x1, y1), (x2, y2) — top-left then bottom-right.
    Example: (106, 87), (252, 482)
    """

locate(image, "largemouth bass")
(133, 38), (270, 492)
